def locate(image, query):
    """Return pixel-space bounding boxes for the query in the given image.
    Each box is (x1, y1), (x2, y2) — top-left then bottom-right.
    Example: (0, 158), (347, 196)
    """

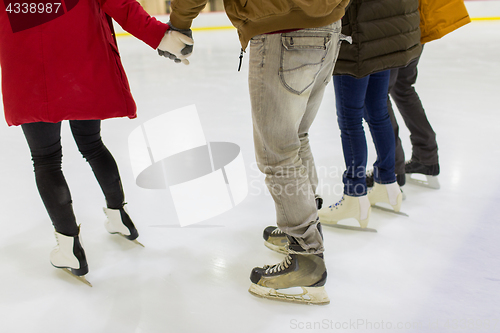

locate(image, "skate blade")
(115, 233), (145, 247)
(372, 205), (409, 217)
(323, 223), (377, 233)
(249, 284), (330, 305)
(406, 174), (440, 189)
(131, 239), (145, 247)
(61, 268), (92, 287)
(264, 241), (288, 254)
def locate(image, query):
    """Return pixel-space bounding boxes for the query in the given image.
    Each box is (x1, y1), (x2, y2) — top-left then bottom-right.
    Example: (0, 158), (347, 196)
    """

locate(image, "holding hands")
(158, 23), (194, 65)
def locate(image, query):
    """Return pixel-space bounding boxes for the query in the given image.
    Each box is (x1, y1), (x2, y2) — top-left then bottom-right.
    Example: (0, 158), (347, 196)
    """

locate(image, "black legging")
(22, 120), (125, 236)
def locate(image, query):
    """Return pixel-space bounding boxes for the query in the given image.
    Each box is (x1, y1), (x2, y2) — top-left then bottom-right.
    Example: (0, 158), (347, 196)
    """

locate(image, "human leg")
(364, 71), (396, 184)
(70, 120), (140, 241)
(363, 71), (402, 211)
(365, 69), (406, 187)
(261, 42), (334, 253)
(248, 22), (341, 304)
(21, 122), (88, 281)
(390, 50), (439, 188)
(70, 120), (124, 208)
(387, 68), (407, 176)
(318, 74), (371, 229)
(390, 49), (439, 166)
(334, 75), (371, 196)
(22, 122), (79, 236)
(249, 26), (341, 253)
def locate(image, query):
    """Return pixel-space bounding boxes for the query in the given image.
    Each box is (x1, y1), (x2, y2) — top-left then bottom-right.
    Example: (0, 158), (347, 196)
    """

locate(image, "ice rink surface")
(0, 19), (499, 333)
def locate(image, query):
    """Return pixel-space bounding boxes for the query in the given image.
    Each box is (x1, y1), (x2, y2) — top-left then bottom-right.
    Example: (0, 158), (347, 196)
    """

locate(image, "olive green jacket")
(170, 0), (350, 50)
(333, 0), (423, 78)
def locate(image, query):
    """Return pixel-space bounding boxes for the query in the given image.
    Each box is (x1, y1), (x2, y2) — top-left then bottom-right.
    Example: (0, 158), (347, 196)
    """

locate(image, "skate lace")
(329, 197), (344, 209)
(271, 228), (284, 236)
(264, 255), (292, 274)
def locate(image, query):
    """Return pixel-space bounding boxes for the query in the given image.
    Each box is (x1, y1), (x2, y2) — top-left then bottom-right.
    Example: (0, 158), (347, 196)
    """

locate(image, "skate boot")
(263, 222), (323, 254)
(405, 159), (440, 189)
(367, 182), (405, 216)
(318, 195), (373, 232)
(366, 170), (375, 188)
(249, 236), (329, 305)
(366, 170), (406, 188)
(103, 205), (143, 246)
(50, 229), (91, 286)
(263, 196), (323, 253)
(263, 227), (288, 254)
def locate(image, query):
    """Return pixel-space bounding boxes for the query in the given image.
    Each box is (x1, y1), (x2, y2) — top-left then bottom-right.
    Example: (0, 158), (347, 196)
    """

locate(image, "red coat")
(0, 0), (169, 126)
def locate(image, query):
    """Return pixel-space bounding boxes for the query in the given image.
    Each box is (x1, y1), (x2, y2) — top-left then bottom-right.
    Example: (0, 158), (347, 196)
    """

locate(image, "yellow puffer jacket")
(419, 0), (471, 43)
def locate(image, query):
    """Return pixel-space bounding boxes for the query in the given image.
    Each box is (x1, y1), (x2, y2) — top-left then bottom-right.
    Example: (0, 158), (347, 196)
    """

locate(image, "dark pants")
(387, 47), (439, 175)
(22, 120), (124, 236)
(334, 70), (396, 197)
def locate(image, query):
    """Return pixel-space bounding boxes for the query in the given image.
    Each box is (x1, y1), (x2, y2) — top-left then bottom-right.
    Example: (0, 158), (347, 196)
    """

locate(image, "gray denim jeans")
(248, 21), (341, 254)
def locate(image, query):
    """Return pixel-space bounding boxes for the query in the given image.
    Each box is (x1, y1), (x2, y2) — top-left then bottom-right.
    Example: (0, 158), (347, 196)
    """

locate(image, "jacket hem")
(236, 9), (345, 50)
(421, 16), (471, 44)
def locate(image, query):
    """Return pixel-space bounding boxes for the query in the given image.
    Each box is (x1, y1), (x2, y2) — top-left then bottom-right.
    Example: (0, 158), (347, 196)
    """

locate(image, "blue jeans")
(249, 21), (341, 253)
(333, 71), (396, 197)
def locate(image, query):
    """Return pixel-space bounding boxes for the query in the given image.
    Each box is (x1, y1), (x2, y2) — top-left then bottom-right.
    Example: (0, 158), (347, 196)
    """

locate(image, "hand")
(168, 22), (193, 58)
(157, 24), (194, 65)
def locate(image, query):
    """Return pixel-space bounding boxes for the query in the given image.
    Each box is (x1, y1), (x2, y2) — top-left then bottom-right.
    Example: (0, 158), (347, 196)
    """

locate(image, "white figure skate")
(50, 229), (92, 287)
(103, 205), (144, 247)
(367, 182), (407, 216)
(318, 195), (375, 232)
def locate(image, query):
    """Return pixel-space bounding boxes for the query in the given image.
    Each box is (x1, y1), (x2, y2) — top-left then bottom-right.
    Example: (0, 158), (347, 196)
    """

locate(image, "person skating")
(165, 0), (349, 304)
(0, 0), (191, 285)
(318, 0), (422, 231)
(365, 0), (470, 191)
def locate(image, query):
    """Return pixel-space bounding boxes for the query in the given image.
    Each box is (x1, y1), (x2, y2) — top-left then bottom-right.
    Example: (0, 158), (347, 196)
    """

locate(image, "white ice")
(0, 19), (499, 333)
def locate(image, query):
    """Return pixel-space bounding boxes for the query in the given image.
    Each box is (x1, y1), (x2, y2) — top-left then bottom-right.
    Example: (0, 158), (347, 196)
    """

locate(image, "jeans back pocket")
(279, 35), (331, 95)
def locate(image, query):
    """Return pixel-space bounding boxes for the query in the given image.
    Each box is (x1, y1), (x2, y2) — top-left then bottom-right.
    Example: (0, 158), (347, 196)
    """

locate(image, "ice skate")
(103, 205), (144, 247)
(367, 182), (407, 216)
(249, 237), (329, 305)
(366, 170), (406, 200)
(263, 196), (324, 253)
(263, 222), (323, 254)
(318, 195), (375, 232)
(263, 227), (289, 254)
(50, 229), (92, 287)
(405, 159), (440, 189)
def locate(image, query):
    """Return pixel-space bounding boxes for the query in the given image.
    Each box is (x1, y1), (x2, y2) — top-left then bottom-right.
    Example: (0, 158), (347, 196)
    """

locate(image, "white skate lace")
(264, 255), (292, 274)
(271, 228), (284, 236)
